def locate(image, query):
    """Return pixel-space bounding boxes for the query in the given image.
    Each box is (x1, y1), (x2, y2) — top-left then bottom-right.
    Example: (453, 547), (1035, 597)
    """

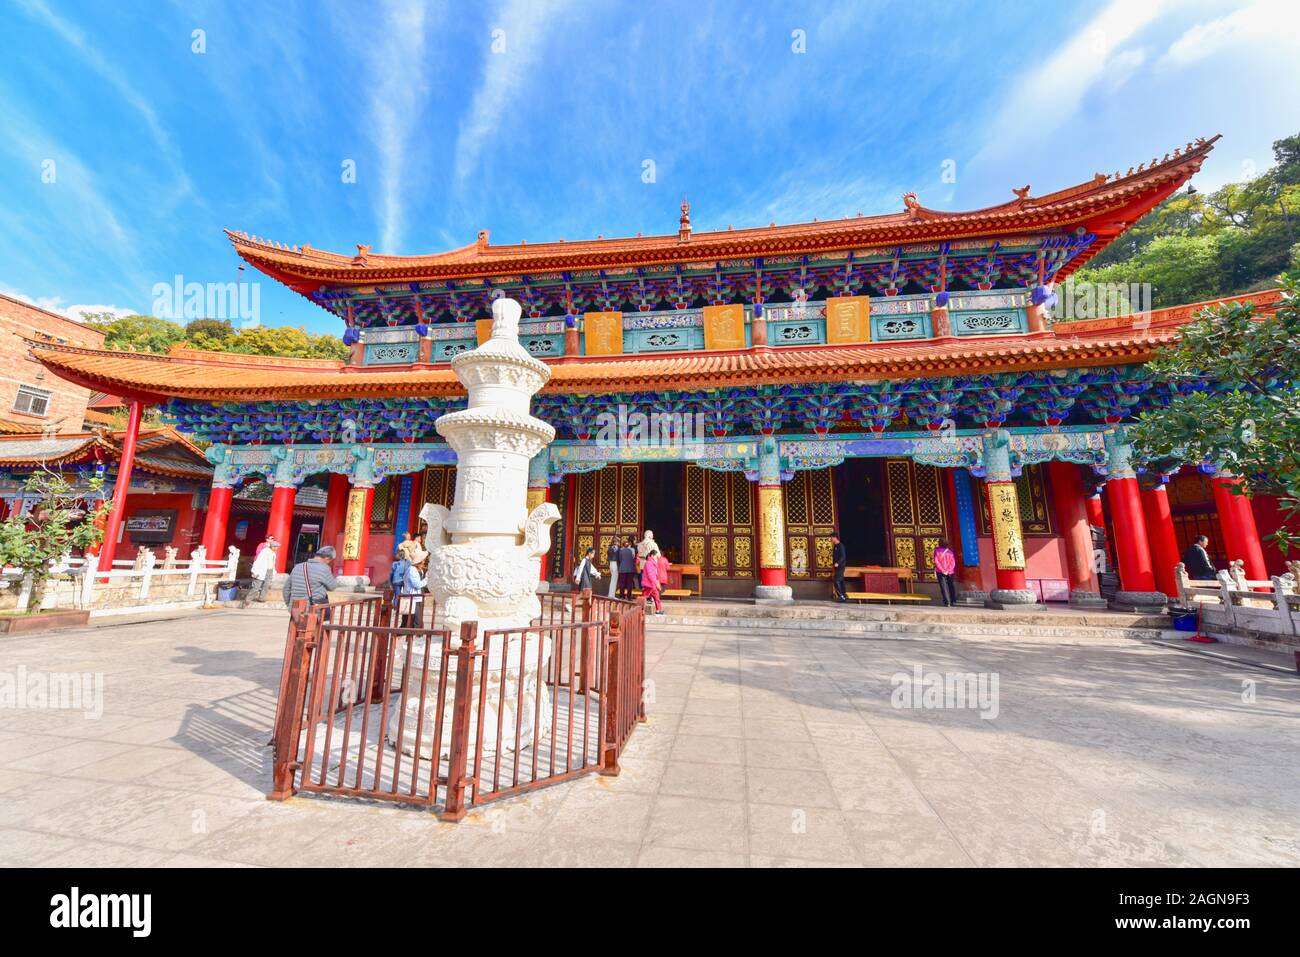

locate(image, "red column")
(756, 483), (787, 588)
(1212, 476), (1268, 581)
(1140, 484), (1181, 598)
(200, 484), (234, 560)
(1107, 477), (1157, 592)
(342, 485), (375, 577)
(985, 479), (1027, 592)
(97, 399), (144, 573)
(267, 484), (297, 573)
(1084, 491), (1105, 531)
(320, 472), (350, 558)
(1048, 461), (1099, 594)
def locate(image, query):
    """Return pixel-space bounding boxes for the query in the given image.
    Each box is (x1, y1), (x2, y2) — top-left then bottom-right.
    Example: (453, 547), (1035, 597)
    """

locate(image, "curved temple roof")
(24, 288), (1285, 405)
(227, 137), (1219, 293)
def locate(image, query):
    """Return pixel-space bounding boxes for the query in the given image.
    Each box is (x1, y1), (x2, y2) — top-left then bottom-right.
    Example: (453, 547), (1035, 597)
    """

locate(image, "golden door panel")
(783, 468), (839, 579)
(575, 465), (641, 572)
(419, 466), (457, 512)
(683, 464), (755, 578)
(884, 459), (948, 580)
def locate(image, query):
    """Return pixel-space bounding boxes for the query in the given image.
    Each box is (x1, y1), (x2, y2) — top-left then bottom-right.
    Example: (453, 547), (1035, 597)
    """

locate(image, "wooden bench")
(847, 591), (931, 604)
(663, 563), (702, 599)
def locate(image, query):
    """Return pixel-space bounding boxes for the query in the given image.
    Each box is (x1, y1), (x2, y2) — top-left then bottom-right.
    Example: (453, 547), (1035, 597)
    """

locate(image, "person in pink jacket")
(933, 539), (958, 607)
(641, 548), (664, 615)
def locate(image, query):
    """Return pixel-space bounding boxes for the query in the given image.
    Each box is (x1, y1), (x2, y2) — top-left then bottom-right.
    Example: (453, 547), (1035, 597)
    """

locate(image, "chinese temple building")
(26, 135), (1288, 607)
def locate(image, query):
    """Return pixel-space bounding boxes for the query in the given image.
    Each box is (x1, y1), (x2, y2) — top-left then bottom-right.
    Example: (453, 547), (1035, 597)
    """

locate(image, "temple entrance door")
(833, 459), (889, 565)
(573, 464), (641, 570)
(784, 467), (839, 581)
(683, 464), (756, 579)
(884, 458), (949, 581)
(642, 463), (684, 564)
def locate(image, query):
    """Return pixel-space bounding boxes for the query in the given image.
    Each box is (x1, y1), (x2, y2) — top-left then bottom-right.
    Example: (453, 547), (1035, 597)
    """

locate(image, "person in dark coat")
(616, 538), (638, 600)
(1182, 534), (1218, 581)
(831, 534), (848, 602)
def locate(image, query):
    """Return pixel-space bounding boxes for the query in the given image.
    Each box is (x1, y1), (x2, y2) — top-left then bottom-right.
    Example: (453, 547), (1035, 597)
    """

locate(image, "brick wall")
(0, 295), (105, 431)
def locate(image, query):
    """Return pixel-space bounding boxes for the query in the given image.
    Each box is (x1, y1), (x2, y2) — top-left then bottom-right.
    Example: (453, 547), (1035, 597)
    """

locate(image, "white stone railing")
(1174, 560), (1300, 640)
(1, 544), (240, 615)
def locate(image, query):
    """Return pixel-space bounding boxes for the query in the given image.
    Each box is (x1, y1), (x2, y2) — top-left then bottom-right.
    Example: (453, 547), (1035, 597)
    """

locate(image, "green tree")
(0, 470), (110, 612)
(1127, 275), (1300, 553)
(1074, 131), (1300, 306)
(87, 314), (186, 354)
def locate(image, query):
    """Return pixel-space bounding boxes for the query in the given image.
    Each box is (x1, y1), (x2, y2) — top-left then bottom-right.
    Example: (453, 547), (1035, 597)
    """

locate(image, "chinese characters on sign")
(987, 481), (1025, 570)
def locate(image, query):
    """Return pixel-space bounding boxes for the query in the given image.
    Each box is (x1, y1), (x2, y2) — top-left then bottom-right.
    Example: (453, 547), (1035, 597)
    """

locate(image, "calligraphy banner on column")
(758, 485), (786, 568)
(987, 481), (1025, 570)
(343, 488), (368, 561)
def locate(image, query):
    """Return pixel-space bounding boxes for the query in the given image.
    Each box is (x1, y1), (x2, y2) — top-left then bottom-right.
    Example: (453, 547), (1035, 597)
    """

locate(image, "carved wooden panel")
(885, 458), (948, 580)
(784, 468), (839, 579)
(683, 464), (755, 578)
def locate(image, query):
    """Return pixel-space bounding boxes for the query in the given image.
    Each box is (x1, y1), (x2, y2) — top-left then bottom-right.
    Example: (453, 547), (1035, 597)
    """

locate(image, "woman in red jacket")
(641, 547), (664, 615)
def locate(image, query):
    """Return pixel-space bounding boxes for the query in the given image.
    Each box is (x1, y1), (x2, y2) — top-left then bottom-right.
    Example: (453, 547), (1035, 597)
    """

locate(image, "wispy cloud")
(967, 0), (1168, 176)
(1157, 0), (1292, 69)
(453, 0), (577, 189)
(365, 0), (437, 252)
(17, 0), (195, 211)
(0, 285), (137, 322)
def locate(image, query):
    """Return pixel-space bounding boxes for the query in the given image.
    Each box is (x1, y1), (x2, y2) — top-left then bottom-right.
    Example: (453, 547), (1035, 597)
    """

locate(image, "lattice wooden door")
(683, 464), (755, 578)
(574, 465), (641, 568)
(784, 467), (838, 579)
(884, 458), (948, 581)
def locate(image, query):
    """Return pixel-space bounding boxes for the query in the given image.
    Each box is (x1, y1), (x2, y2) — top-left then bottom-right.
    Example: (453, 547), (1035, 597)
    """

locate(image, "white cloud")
(969, 0), (1168, 171)
(365, 0), (437, 252)
(0, 286), (137, 322)
(453, 0), (577, 188)
(1157, 0), (1290, 69)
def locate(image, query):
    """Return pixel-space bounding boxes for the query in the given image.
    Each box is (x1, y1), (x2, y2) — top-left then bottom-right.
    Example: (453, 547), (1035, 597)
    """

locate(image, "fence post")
(269, 603), (317, 800)
(369, 589), (396, 701)
(187, 546), (205, 597)
(441, 620), (479, 822)
(138, 550), (156, 600)
(601, 609), (622, 775)
(1271, 576), (1298, 637)
(17, 571), (33, 611)
(80, 563), (95, 607)
(225, 545), (240, 579)
(635, 600), (647, 722)
(579, 589), (594, 694)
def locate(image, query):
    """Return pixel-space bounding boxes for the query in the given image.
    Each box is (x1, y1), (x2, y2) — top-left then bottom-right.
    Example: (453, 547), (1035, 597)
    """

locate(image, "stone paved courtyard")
(1, 608), (1297, 867)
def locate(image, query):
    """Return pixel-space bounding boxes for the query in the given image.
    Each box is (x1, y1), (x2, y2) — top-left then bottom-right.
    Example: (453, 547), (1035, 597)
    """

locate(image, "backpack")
(389, 558), (411, 592)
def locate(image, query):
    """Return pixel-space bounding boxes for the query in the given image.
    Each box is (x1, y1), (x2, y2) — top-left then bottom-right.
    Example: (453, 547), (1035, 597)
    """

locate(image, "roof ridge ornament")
(353, 244), (371, 265)
(902, 192), (921, 219)
(678, 197), (692, 242)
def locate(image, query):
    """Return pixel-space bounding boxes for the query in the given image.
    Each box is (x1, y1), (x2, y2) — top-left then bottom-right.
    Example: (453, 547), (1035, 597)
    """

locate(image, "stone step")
(654, 600), (1165, 630)
(648, 618), (1165, 642)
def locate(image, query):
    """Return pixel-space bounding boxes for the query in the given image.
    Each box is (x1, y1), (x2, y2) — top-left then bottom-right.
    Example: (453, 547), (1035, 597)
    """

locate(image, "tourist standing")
(617, 537), (638, 600)
(1182, 534), (1218, 581)
(573, 546), (601, 593)
(393, 554), (427, 627)
(831, 533), (848, 602)
(636, 530), (656, 570)
(933, 539), (958, 607)
(246, 536), (278, 604)
(641, 547), (664, 615)
(396, 529), (428, 567)
(606, 540), (620, 597)
(283, 545), (339, 612)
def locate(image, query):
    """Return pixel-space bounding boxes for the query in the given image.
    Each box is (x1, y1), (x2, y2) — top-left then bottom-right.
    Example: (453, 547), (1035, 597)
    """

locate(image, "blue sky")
(1, 0), (1296, 335)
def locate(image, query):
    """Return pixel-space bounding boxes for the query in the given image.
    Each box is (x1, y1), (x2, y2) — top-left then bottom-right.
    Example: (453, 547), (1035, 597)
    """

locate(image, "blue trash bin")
(216, 581), (238, 601)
